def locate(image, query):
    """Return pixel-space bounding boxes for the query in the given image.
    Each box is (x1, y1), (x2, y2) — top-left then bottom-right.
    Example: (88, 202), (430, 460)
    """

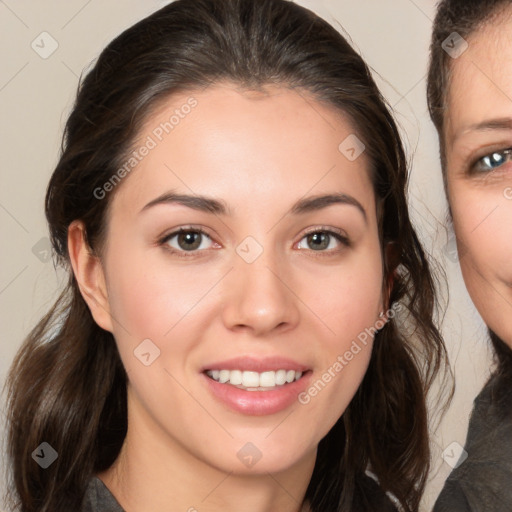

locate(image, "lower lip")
(202, 372), (311, 416)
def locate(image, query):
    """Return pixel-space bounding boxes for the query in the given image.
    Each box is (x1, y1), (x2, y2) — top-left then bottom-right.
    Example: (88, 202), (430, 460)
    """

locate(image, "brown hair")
(5, 1), (450, 511)
(426, 0), (512, 376)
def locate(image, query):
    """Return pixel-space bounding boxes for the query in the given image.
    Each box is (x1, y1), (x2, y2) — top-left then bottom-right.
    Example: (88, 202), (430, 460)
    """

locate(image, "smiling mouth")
(205, 369), (305, 391)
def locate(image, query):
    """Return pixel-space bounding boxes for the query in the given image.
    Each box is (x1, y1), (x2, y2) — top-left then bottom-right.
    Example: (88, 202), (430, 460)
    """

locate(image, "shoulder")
(434, 372), (512, 511)
(81, 477), (125, 512)
(433, 478), (471, 512)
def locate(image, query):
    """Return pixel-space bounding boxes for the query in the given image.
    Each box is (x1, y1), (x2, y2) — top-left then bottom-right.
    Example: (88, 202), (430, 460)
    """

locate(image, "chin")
(202, 437), (315, 475)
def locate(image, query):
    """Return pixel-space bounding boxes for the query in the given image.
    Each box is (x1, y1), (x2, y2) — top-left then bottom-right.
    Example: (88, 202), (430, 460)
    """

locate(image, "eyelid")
(300, 225), (348, 238)
(158, 225), (214, 243)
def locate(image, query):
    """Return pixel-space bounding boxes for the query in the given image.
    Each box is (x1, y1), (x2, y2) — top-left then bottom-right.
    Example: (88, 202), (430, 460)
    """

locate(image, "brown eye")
(163, 229), (213, 252)
(177, 231), (202, 250)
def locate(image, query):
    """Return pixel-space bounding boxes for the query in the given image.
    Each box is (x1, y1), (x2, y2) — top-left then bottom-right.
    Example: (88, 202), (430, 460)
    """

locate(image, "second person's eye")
(472, 148), (512, 173)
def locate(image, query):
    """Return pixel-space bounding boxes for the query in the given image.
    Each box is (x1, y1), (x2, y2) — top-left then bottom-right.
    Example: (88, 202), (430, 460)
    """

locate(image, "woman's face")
(444, 10), (512, 348)
(97, 84), (384, 475)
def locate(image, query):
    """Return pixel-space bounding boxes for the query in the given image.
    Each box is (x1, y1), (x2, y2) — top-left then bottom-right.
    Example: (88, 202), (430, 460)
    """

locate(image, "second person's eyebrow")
(140, 191), (367, 222)
(457, 117), (512, 140)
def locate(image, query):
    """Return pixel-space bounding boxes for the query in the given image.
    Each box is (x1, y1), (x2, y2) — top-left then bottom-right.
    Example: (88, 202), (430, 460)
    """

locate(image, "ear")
(67, 220), (113, 332)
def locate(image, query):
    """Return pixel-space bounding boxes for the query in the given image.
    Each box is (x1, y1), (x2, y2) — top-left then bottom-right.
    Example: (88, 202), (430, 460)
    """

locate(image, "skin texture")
(68, 84), (385, 512)
(444, 10), (512, 349)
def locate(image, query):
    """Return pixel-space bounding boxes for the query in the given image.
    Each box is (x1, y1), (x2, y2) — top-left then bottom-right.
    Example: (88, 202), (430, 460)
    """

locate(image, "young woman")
(428, 1), (512, 510)
(5, 1), (449, 511)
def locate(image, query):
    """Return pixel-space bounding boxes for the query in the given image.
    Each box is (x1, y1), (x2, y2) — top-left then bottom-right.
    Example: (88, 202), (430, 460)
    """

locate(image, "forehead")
(111, 84), (375, 214)
(446, 9), (512, 143)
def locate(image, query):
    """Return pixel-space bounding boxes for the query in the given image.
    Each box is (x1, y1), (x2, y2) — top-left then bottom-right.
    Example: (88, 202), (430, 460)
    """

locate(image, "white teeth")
(218, 369), (230, 383)
(259, 371), (275, 387)
(229, 370), (243, 385)
(206, 369), (304, 388)
(275, 369), (287, 385)
(242, 371), (260, 387)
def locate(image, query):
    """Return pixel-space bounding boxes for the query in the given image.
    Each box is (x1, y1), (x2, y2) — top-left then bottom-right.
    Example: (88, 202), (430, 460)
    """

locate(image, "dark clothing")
(81, 474), (398, 511)
(434, 371), (512, 512)
(81, 477), (124, 512)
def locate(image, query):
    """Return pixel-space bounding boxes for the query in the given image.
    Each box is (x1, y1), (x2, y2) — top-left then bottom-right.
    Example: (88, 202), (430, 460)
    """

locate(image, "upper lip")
(202, 356), (310, 373)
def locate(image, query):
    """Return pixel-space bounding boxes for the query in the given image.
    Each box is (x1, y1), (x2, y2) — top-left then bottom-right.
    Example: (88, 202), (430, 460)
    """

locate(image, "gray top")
(433, 371), (512, 512)
(81, 474), (397, 511)
(82, 477), (124, 512)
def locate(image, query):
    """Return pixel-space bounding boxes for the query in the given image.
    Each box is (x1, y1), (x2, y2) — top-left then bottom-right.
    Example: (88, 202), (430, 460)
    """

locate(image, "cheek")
(450, 186), (512, 345)
(306, 249), (384, 333)
(295, 249), (383, 414)
(296, 316), (375, 445)
(451, 188), (512, 280)
(103, 243), (222, 344)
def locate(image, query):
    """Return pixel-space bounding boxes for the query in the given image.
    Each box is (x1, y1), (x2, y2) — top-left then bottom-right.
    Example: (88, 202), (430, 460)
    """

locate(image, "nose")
(221, 251), (300, 337)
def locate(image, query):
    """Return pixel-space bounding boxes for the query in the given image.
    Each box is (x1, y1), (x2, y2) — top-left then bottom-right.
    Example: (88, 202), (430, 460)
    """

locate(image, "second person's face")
(444, 10), (512, 347)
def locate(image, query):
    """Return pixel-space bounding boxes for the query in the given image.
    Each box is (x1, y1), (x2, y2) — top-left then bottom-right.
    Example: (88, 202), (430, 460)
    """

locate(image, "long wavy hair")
(5, 1), (450, 510)
(427, 0), (512, 378)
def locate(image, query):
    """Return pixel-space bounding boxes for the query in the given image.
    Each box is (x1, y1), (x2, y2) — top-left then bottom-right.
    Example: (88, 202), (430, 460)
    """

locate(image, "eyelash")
(470, 147), (512, 174)
(158, 226), (350, 258)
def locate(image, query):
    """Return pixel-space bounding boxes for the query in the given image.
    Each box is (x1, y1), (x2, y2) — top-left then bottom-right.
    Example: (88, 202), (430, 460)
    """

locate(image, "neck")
(98, 388), (316, 512)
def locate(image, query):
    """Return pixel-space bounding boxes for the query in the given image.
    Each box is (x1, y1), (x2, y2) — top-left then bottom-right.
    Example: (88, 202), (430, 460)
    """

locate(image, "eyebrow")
(458, 117), (512, 139)
(141, 192), (229, 215)
(290, 193), (367, 221)
(140, 191), (367, 221)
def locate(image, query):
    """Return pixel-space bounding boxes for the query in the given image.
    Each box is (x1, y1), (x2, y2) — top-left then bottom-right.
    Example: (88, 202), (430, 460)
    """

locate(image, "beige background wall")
(0, 1), (493, 510)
